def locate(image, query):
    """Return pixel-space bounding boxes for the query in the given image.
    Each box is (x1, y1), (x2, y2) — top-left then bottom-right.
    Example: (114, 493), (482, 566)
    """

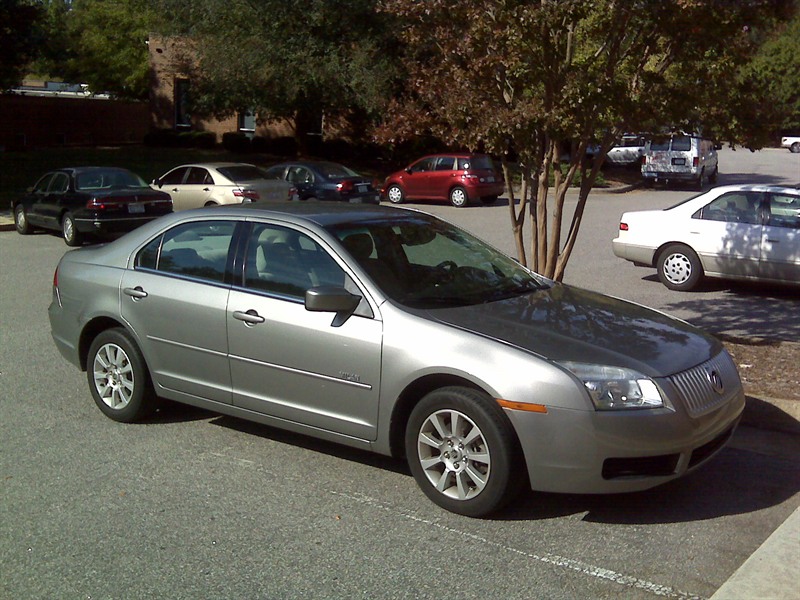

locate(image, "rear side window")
(768, 194), (800, 228)
(136, 221), (236, 283)
(458, 155), (494, 170)
(435, 157), (455, 171)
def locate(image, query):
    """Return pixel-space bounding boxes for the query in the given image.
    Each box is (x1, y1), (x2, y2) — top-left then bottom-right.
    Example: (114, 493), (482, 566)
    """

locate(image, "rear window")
(650, 136), (691, 152)
(217, 166), (268, 182)
(75, 169), (146, 190)
(318, 163), (358, 180)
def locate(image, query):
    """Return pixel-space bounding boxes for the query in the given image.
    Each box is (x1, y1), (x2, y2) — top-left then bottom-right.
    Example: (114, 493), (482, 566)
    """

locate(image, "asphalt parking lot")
(1, 146), (798, 599)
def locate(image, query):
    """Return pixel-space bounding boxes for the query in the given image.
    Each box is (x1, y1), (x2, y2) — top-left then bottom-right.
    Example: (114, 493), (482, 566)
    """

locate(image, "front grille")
(668, 350), (742, 418)
(688, 424), (736, 469)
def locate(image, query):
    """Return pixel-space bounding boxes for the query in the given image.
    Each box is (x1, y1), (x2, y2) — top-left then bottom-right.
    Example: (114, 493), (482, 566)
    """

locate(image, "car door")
(286, 166), (316, 199)
(119, 220), (237, 404)
(227, 222), (383, 440)
(37, 172), (73, 229)
(24, 172), (56, 226)
(402, 157), (435, 199)
(760, 192), (800, 282)
(157, 166), (191, 210)
(692, 191), (764, 277)
(427, 156), (457, 200)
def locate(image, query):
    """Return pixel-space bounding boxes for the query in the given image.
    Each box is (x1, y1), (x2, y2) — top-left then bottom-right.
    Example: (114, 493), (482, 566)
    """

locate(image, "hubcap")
(16, 210), (25, 228)
(663, 253), (692, 284)
(388, 186), (402, 203)
(63, 218), (74, 241)
(417, 409), (490, 501)
(93, 343), (135, 410)
(451, 190), (466, 206)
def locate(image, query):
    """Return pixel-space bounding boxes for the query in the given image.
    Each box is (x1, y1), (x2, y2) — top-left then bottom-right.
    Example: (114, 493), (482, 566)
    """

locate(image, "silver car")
(49, 203), (744, 517)
(613, 184), (800, 291)
(151, 162), (297, 210)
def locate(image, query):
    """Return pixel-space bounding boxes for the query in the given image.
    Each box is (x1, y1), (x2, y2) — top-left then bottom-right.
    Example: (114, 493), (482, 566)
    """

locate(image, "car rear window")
(318, 163), (359, 179)
(75, 169), (146, 190)
(216, 166), (267, 182)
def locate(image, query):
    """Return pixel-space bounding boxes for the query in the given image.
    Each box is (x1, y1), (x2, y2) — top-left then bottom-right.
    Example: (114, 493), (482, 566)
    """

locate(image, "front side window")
(136, 221), (236, 283)
(243, 223), (346, 298)
(33, 173), (55, 193)
(287, 167), (313, 184)
(160, 167), (188, 186)
(49, 173), (70, 193)
(410, 158), (435, 173)
(699, 192), (762, 224)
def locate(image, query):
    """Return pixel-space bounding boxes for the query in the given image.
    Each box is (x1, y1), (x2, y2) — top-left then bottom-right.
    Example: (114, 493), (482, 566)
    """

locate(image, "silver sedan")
(49, 203), (744, 516)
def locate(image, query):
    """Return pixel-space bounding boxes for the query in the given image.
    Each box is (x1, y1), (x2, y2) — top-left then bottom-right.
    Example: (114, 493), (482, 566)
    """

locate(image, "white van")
(641, 134), (719, 189)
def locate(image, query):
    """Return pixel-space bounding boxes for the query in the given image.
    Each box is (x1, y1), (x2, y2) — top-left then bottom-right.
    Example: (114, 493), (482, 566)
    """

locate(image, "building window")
(238, 111), (256, 138)
(175, 78), (191, 129)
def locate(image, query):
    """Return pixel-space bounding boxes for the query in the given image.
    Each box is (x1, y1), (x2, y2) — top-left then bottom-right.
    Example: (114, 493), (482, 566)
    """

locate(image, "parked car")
(151, 162), (297, 210)
(613, 184), (800, 291)
(587, 133), (647, 167)
(780, 135), (800, 153)
(13, 166), (173, 246)
(262, 161), (380, 204)
(641, 133), (719, 189)
(383, 153), (505, 207)
(49, 202), (744, 517)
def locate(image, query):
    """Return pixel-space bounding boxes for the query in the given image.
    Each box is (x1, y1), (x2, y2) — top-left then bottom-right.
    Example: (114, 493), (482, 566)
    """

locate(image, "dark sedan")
(13, 166), (173, 246)
(263, 161), (380, 204)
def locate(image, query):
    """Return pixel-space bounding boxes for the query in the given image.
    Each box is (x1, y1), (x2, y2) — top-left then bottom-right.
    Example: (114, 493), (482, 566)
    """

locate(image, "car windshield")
(327, 214), (549, 309)
(318, 163), (359, 180)
(75, 169), (147, 190)
(217, 165), (269, 182)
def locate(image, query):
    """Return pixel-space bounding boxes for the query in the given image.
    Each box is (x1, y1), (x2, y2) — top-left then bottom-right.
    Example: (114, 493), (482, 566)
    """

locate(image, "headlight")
(559, 362), (665, 410)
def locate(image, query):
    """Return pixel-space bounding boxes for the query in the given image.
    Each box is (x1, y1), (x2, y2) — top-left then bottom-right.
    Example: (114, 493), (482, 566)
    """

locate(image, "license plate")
(671, 158), (685, 166)
(486, 176), (495, 183)
(128, 203), (145, 214)
(357, 185), (368, 193)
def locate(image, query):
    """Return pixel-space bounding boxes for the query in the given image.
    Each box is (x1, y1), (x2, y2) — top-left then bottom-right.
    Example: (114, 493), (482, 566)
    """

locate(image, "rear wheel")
(405, 386), (523, 517)
(791, 142), (800, 153)
(87, 328), (158, 423)
(386, 184), (404, 204)
(695, 170), (706, 190)
(449, 186), (468, 207)
(709, 167), (718, 184)
(62, 213), (82, 246)
(657, 244), (703, 291)
(14, 205), (33, 234)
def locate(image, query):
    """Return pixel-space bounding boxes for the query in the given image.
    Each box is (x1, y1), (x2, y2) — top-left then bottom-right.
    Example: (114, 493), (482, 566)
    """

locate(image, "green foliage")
(33, 0), (158, 100)
(0, 0), (44, 91)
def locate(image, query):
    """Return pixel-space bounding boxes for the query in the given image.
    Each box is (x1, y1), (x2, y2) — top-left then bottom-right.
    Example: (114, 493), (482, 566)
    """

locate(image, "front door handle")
(123, 286), (148, 300)
(233, 309), (265, 325)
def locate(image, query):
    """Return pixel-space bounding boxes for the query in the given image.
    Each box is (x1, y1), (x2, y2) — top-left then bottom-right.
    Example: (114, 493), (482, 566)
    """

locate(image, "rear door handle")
(233, 309), (265, 325)
(123, 286), (148, 300)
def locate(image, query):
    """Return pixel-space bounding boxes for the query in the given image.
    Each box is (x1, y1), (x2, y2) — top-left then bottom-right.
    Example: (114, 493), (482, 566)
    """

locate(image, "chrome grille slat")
(668, 351), (742, 418)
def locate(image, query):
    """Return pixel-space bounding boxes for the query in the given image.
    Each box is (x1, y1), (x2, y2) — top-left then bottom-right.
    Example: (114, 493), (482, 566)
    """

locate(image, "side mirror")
(305, 286), (361, 327)
(151, 178), (161, 187)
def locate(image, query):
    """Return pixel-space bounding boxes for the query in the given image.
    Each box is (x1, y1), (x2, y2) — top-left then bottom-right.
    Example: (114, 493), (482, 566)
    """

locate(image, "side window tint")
(768, 194), (800, 229)
(700, 193), (761, 224)
(34, 173), (55, 193)
(244, 224), (346, 298)
(435, 157), (456, 171)
(161, 167), (188, 185)
(50, 173), (70, 193)
(410, 158), (434, 173)
(138, 221), (235, 282)
(186, 167), (212, 185)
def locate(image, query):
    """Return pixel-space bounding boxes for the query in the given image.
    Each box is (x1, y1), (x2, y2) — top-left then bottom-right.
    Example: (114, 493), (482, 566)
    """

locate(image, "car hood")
(426, 284), (721, 378)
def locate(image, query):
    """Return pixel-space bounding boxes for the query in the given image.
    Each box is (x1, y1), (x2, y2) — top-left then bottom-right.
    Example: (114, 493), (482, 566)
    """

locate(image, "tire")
(87, 328), (158, 423)
(791, 142), (800, 154)
(480, 195), (498, 205)
(449, 186), (468, 208)
(709, 167), (718, 184)
(386, 184), (404, 204)
(657, 244), (703, 291)
(14, 205), (32, 235)
(695, 170), (706, 191)
(62, 213), (83, 246)
(405, 386), (523, 517)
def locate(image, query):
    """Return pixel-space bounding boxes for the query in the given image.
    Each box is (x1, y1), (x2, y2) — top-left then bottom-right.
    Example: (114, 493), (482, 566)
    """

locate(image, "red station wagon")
(383, 153), (506, 207)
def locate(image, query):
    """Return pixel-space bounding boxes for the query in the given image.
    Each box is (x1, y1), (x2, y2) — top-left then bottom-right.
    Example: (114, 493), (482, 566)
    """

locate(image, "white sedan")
(613, 184), (800, 291)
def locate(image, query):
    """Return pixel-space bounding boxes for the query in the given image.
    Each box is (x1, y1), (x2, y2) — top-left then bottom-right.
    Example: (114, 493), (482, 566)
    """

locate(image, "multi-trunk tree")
(378, 0), (794, 280)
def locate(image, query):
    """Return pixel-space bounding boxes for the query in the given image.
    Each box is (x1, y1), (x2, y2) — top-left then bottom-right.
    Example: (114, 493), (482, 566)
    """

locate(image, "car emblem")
(707, 368), (725, 395)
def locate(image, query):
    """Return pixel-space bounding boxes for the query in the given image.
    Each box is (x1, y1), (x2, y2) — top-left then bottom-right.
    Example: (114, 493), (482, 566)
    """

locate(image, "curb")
(0, 210), (13, 232)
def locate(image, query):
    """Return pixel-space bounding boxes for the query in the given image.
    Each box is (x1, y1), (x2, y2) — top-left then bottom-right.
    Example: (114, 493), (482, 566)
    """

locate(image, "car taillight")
(287, 186), (298, 201)
(619, 223), (629, 231)
(337, 180), (354, 194)
(641, 156), (647, 165)
(463, 174), (480, 182)
(234, 189), (260, 202)
(693, 157), (699, 167)
(86, 197), (107, 210)
(53, 266), (59, 289)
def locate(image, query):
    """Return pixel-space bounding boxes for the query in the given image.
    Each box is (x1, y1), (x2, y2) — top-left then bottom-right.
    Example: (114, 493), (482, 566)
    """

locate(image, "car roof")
(169, 162), (256, 169)
(703, 184), (799, 195)
(198, 201), (429, 228)
(51, 166), (135, 174)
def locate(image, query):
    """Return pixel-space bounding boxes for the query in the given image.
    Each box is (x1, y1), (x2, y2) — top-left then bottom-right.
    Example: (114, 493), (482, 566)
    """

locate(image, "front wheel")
(15, 205), (33, 234)
(87, 328), (158, 423)
(449, 186), (468, 208)
(386, 184), (404, 204)
(657, 244), (703, 291)
(790, 142), (800, 153)
(62, 213), (83, 246)
(405, 387), (523, 517)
